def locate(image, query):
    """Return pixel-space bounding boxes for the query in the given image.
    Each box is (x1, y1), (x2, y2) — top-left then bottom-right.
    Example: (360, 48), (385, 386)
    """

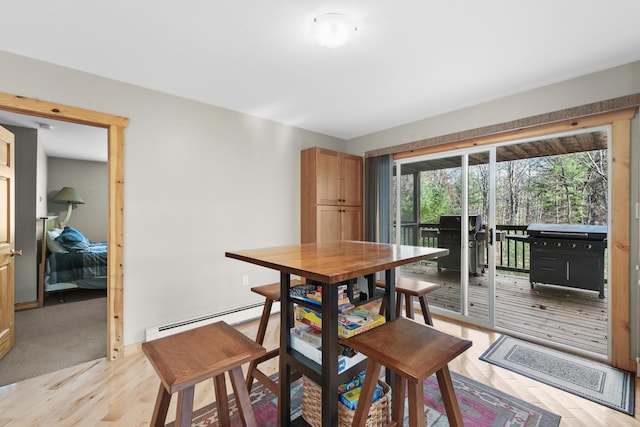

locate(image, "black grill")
(527, 223), (607, 298)
(436, 215), (484, 276)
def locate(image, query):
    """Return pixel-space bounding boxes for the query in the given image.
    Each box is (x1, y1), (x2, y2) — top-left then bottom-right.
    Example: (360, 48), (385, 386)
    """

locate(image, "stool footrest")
(253, 348), (279, 365)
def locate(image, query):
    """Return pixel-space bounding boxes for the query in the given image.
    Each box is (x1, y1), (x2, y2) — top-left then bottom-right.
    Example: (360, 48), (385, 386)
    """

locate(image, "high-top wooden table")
(226, 241), (448, 427)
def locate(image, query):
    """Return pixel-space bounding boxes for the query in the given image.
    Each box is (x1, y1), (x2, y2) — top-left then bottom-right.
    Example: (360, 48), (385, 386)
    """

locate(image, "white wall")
(36, 137), (48, 218)
(346, 61), (640, 155)
(7, 125), (38, 304)
(0, 50), (344, 345)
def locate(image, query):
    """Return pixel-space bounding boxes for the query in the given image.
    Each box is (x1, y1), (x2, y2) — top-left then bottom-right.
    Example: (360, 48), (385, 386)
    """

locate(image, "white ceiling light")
(312, 13), (357, 48)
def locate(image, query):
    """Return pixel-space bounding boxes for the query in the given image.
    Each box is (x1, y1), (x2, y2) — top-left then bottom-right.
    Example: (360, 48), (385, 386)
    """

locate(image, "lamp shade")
(51, 187), (85, 204)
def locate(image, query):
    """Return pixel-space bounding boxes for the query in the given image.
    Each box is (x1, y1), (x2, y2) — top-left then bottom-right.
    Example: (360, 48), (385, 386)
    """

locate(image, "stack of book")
(290, 324), (366, 374)
(337, 307), (385, 338)
(290, 283), (355, 313)
(295, 305), (385, 338)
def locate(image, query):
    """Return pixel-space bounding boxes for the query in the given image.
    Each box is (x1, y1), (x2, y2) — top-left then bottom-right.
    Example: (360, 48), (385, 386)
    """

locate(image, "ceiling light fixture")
(312, 13), (357, 48)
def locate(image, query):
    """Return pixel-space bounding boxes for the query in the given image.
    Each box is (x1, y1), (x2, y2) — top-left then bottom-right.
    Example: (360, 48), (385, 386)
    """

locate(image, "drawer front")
(531, 256), (565, 285)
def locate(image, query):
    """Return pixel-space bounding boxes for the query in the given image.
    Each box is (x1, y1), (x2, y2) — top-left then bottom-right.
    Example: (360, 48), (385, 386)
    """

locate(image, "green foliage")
(420, 182), (449, 222)
(528, 151), (607, 224)
(395, 149), (607, 227)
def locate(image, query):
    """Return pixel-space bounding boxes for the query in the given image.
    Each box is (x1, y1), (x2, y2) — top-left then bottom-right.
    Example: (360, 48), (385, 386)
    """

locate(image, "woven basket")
(302, 376), (392, 427)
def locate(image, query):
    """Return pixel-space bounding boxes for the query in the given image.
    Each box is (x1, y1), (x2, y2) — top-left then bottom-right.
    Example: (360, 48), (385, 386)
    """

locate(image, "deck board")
(399, 261), (608, 355)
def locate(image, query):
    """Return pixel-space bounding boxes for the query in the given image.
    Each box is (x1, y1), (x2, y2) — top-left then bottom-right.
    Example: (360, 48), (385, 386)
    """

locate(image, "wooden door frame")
(0, 92), (127, 361)
(392, 108), (637, 370)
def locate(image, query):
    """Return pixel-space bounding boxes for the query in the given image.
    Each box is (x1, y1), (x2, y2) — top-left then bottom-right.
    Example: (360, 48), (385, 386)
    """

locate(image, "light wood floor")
(0, 312), (637, 426)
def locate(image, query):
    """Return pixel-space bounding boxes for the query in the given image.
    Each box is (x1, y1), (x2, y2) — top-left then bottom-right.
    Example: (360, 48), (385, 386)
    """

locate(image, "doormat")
(173, 371), (561, 427)
(479, 335), (635, 415)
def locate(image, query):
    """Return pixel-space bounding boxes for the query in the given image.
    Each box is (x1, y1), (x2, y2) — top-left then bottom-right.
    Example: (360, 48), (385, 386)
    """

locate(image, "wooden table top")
(226, 240), (448, 284)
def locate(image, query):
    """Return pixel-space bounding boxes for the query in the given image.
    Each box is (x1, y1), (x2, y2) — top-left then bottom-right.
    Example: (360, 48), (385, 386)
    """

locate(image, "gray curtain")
(364, 155), (392, 243)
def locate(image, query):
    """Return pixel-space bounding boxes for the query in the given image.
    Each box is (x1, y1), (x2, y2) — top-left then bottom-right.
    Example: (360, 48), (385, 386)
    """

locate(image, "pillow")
(48, 228), (63, 240)
(56, 226), (91, 251)
(46, 229), (68, 253)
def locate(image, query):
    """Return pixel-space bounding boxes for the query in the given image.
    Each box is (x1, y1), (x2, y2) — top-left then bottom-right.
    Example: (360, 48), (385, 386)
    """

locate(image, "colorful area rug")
(175, 371), (560, 427)
(480, 335), (635, 415)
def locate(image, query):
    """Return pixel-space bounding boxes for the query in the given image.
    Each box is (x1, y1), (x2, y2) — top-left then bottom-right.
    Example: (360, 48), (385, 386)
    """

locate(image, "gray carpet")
(480, 335), (635, 415)
(0, 297), (107, 387)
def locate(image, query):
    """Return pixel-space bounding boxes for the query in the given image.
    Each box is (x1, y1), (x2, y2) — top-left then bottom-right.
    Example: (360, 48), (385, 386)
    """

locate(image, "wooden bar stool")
(142, 321), (266, 427)
(344, 317), (472, 427)
(376, 277), (440, 325)
(246, 278), (304, 394)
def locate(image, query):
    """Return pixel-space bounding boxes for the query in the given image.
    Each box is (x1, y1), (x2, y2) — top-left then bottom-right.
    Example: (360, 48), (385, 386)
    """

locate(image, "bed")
(38, 216), (107, 305)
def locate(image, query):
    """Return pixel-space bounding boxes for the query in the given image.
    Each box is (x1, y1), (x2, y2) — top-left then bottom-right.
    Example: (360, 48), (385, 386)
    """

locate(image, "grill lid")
(526, 223), (607, 240)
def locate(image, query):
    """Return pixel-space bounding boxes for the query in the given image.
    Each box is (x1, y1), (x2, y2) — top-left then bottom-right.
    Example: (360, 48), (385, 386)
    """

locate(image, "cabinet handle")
(566, 262), (570, 280)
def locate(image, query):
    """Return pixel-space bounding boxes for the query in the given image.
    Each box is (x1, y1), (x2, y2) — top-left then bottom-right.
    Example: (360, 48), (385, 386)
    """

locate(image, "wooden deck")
(399, 261), (608, 356)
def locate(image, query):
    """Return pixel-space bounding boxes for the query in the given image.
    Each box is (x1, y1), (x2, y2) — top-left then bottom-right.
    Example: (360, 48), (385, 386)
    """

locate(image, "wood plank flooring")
(0, 312), (636, 426)
(400, 261), (608, 355)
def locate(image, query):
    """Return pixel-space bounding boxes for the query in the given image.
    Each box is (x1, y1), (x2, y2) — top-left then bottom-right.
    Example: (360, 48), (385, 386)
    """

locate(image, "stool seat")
(246, 279), (304, 394)
(376, 277), (441, 325)
(143, 321), (266, 427)
(250, 281), (283, 302)
(344, 318), (472, 427)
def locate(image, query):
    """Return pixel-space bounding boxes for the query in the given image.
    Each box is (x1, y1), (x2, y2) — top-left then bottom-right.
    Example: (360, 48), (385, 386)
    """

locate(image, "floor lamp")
(51, 187), (85, 228)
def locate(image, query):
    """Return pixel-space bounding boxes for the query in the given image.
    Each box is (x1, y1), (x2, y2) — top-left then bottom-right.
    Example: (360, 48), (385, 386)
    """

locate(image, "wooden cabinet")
(301, 147), (363, 243)
(315, 205), (363, 243)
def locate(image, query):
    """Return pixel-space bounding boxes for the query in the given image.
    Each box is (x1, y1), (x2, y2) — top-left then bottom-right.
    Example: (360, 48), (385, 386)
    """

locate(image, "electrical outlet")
(242, 275), (249, 286)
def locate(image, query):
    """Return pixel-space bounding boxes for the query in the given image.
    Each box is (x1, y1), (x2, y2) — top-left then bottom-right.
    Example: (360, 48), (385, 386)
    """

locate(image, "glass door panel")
(394, 149), (496, 322)
(493, 130), (609, 356)
(467, 150), (494, 323)
(394, 155), (465, 315)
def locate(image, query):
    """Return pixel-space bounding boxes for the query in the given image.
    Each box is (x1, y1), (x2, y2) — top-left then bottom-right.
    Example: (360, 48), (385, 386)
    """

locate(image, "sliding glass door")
(393, 148), (496, 324)
(391, 126), (610, 358)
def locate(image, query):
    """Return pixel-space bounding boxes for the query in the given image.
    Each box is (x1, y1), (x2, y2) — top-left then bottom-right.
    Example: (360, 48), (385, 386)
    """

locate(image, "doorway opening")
(0, 92), (127, 361)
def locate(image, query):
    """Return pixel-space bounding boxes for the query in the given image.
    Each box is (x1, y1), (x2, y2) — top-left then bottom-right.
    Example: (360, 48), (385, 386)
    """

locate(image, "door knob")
(10, 249), (22, 256)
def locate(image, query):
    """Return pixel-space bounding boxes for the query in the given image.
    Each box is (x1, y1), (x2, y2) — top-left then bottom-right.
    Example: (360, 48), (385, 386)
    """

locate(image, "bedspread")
(48, 242), (108, 283)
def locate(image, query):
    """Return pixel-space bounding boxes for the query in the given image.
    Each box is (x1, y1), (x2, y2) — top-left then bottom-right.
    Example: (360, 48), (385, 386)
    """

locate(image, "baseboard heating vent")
(144, 301), (280, 342)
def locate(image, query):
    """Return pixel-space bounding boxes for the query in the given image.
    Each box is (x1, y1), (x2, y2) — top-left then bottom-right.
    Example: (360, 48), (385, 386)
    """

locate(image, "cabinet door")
(316, 149), (341, 205)
(341, 206), (363, 241)
(567, 253), (603, 291)
(340, 153), (363, 206)
(316, 206), (342, 243)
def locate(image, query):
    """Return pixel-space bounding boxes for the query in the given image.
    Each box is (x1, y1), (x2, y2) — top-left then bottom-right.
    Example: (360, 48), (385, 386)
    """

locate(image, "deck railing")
(395, 222), (531, 273)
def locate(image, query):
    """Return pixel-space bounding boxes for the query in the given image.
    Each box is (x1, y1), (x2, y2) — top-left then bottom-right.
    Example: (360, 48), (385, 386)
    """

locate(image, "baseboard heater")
(145, 301), (280, 341)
